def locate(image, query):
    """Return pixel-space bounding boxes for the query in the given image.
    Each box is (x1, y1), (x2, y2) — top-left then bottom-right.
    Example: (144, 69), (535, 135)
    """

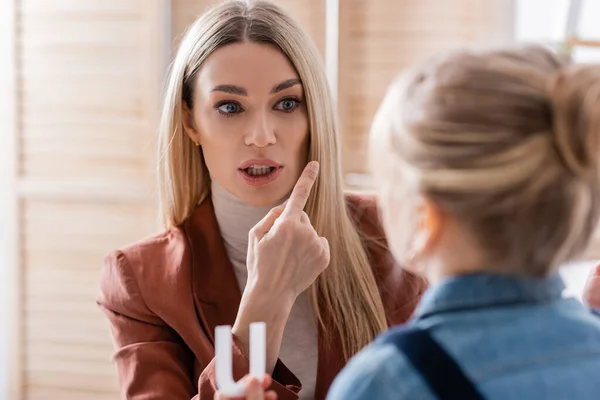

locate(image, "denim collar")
(413, 273), (566, 320)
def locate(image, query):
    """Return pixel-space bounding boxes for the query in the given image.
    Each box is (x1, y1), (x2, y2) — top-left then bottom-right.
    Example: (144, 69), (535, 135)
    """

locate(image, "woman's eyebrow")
(211, 84), (247, 95)
(210, 78), (302, 96)
(271, 78), (301, 94)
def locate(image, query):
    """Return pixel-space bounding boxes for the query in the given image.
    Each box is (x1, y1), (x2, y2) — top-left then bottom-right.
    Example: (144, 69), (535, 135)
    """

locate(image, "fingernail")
(309, 161), (319, 173)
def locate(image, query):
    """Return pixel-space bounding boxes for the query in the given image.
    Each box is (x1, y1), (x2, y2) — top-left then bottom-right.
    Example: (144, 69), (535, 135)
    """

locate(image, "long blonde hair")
(158, 0), (387, 359)
(371, 45), (600, 276)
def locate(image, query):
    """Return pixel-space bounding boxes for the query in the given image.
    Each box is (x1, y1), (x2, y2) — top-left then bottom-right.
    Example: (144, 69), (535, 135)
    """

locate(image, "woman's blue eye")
(275, 98), (300, 112)
(217, 102), (242, 115)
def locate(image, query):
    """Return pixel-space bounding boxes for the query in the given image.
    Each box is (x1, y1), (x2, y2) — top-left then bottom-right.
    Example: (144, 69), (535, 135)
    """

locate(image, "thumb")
(249, 201), (287, 241)
(260, 374), (273, 389)
(245, 378), (265, 400)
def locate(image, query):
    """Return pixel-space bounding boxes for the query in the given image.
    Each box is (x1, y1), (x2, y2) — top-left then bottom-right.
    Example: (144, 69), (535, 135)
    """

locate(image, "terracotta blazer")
(97, 193), (427, 399)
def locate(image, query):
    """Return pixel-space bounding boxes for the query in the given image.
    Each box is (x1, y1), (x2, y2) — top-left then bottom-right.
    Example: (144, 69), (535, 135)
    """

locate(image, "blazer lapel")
(184, 198), (243, 343)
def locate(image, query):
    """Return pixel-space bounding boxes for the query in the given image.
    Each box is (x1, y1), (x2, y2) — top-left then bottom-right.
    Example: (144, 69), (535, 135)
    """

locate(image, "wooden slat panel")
(16, 8), (162, 392)
(18, 0), (156, 182)
(26, 370), (118, 395)
(22, 200), (155, 252)
(26, 388), (117, 400)
(25, 284), (101, 303)
(276, 0), (326, 58)
(20, 0), (141, 15)
(25, 324), (114, 348)
(12, 0), (165, 399)
(25, 313), (109, 335)
(171, 0), (217, 49)
(26, 341), (115, 364)
(23, 251), (133, 272)
(338, 0), (512, 177)
(21, 198), (154, 397)
(26, 359), (118, 385)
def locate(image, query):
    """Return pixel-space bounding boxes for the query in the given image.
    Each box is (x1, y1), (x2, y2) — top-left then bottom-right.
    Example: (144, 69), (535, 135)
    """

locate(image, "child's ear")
(411, 197), (443, 258)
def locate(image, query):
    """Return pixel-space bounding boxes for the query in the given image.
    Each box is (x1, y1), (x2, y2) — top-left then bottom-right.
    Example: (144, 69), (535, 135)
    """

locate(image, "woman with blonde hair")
(97, 1), (427, 399)
(324, 45), (600, 399)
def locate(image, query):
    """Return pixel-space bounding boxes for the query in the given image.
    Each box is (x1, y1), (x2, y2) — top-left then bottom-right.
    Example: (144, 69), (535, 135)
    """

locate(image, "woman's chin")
(240, 191), (289, 208)
(229, 183), (290, 208)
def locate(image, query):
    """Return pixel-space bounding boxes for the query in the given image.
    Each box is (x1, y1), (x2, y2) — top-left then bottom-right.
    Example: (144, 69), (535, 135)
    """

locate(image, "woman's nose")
(244, 111), (276, 148)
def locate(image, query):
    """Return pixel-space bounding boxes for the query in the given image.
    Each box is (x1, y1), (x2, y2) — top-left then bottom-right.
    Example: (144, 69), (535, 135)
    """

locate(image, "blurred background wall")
(0, 0), (598, 399)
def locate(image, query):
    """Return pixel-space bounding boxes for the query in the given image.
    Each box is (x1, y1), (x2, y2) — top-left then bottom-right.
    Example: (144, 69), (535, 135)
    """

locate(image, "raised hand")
(232, 161), (330, 374)
(246, 160), (330, 299)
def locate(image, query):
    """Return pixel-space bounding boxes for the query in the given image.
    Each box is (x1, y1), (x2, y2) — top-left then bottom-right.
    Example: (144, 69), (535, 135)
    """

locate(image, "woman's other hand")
(215, 375), (278, 400)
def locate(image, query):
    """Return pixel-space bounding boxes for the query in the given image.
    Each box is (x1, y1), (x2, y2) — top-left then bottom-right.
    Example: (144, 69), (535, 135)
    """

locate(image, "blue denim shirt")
(328, 273), (600, 400)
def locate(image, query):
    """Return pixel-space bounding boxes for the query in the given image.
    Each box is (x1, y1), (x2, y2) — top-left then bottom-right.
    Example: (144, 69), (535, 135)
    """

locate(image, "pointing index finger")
(283, 161), (319, 217)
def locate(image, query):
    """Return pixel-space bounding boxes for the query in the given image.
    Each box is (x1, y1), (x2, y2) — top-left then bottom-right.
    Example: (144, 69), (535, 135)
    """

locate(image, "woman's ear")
(182, 104), (201, 146)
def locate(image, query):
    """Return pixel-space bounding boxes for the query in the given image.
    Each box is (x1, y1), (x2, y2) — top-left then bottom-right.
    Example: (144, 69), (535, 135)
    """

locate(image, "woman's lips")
(238, 166), (283, 187)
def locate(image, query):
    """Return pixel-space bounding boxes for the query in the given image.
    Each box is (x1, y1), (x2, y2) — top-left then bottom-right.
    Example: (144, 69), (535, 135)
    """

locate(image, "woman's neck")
(211, 181), (287, 275)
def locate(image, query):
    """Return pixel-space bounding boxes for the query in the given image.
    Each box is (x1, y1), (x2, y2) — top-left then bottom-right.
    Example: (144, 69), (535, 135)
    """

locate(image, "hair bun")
(547, 64), (600, 180)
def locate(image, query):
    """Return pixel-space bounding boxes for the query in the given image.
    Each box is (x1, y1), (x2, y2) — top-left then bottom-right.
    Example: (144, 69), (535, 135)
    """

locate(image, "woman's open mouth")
(243, 165), (277, 176)
(238, 161), (283, 187)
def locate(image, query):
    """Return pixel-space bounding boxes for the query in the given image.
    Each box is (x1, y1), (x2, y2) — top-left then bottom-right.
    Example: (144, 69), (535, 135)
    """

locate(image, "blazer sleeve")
(98, 250), (302, 399)
(98, 250), (199, 399)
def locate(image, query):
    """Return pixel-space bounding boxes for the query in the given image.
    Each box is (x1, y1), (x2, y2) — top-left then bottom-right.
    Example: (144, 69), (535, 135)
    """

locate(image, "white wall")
(0, 130), (10, 400)
(0, 149), (10, 400)
(516, 0), (600, 62)
(515, 0), (571, 43)
(0, 0), (16, 398)
(0, 1), (14, 397)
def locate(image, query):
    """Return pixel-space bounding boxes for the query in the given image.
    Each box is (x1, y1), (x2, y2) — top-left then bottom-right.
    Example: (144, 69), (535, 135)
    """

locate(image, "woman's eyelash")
(215, 101), (244, 117)
(275, 97), (303, 113)
(214, 97), (303, 117)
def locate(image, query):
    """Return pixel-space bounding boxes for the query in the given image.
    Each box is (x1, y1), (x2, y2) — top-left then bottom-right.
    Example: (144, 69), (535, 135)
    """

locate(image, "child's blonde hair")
(371, 45), (600, 276)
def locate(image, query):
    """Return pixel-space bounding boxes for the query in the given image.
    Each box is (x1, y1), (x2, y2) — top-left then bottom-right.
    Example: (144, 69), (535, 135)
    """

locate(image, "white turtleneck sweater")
(211, 181), (318, 399)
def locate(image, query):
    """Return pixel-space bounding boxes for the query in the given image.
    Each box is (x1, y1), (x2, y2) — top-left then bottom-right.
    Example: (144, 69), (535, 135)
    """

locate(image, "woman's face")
(185, 41), (310, 207)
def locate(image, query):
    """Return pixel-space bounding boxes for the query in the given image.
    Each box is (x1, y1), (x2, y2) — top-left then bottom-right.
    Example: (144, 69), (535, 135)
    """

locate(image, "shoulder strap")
(380, 325), (485, 400)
